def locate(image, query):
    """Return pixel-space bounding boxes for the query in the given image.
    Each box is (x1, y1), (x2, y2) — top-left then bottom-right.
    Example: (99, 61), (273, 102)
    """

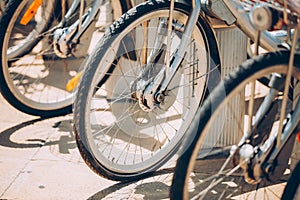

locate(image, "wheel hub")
(130, 63), (165, 112)
(53, 28), (72, 58)
(236, 143), (264, 184)
(131, 64), (181, 112)
(110, 70), (167, 138)
(134, 78), (156, 112)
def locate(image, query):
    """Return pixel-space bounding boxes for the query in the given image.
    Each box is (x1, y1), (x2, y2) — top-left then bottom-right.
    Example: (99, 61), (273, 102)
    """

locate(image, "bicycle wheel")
(282, 160), (300, 200)
(0, 0), (125, 117)
(0, 0), (7, 16)
(74, 0), (220, 181)
(170, 51), (300, 199)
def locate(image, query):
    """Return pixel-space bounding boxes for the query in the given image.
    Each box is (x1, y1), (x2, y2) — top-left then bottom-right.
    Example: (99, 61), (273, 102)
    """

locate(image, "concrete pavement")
(0, 74), (293, 199)
(0, 94), (173, 199)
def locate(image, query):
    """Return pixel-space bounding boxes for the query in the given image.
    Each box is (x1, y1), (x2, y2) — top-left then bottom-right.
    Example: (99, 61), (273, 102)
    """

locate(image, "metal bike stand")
(212, 20), (248, 77)
(209, 19), (248, 147)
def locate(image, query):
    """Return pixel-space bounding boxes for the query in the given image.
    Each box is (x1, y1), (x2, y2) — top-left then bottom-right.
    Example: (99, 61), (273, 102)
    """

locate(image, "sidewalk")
(0, 94), (172, 199)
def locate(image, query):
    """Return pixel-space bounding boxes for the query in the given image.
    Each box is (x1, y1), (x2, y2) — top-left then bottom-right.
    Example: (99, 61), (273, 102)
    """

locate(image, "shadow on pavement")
(0, 118), (45, 148)
(0, 117), (76, 154)
(0, 115), (175, 199)
(88, 168), (174, 199)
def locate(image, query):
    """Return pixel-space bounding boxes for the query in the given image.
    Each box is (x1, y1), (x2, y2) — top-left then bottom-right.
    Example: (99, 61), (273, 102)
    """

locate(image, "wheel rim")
(1, 0), (93, 112)
(82, 9), (211, 173)
(183, 64), (299, 199)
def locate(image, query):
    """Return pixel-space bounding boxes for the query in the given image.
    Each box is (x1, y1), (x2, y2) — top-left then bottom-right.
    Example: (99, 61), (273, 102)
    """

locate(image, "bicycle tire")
(0, 0), (125, 117)
(170, 51), (300, 199)
(74, 0), (220, 181)
(281, 160), (300, 200)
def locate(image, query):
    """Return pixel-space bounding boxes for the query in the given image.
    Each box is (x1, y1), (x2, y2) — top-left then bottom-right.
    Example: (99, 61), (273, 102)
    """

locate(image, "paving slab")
(0, 94), (114, 199)
(0, 93), (174, 199)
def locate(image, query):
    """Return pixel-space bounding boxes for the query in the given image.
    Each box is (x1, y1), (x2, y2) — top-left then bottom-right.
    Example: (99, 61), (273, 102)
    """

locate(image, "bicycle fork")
(230, 29), (300, 183)
(229, 70), (300, 184)
(232, 4), (300, 184)
(53, 0), (103, 58)
(138, 0), (201, 110)
(263, 25), (300, 182)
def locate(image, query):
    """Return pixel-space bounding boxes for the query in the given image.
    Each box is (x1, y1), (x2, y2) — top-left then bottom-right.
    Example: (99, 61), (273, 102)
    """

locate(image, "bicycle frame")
(253, 23), (300, 176)
(160, 0), (300, 176)
(153, 0), (284, 99)
(235, 1), (300, 181)
(55, 0), (103, 54)
(222, 0), (282, 51)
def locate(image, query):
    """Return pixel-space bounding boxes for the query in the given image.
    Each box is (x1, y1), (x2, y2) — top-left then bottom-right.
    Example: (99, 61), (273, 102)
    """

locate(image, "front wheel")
(170, 51), (300, 199)
(0, 0), (73, 117)
(74, 0), (220, 181)
(0, 0), (126, 117)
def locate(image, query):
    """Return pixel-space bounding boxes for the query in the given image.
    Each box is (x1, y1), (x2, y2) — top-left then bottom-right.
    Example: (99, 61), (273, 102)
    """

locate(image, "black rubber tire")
(74, 0), (220, 181)
(0, 0), (127, 118)
(0, 0), (55, 59)
(170, 51), (300, 199)
(281, 160), (300, 200)
(0, 0), (71, 118)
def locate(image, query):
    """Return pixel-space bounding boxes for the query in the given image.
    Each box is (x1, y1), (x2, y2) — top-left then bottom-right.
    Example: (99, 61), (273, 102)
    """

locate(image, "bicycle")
(170, 0), (300, 199)
(0, 0), (8, 15)
(0, 0), (132, 117)
(73, 0), (300, 181)
(282, 159), (300, 199)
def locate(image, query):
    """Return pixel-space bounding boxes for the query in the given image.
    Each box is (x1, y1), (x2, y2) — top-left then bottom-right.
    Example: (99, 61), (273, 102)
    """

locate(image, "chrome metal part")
(53, 0), (102, 58)
(239, 144), (254, 168)
(160, 0), (201, 92)
(223, 0), (281, 51)
(250, 5), (273, 31)
(147, 19), (168, 64)
(53, 28), (69, 58)
(200, 0), (236, 25)
(238, 144), (263, 184)
(131, 62), (164, 112)
(53, 19), (82, 58)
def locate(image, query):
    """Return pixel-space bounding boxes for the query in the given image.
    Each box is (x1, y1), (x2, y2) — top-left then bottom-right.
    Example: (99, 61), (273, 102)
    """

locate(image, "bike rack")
(206, 18), (248, 147)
